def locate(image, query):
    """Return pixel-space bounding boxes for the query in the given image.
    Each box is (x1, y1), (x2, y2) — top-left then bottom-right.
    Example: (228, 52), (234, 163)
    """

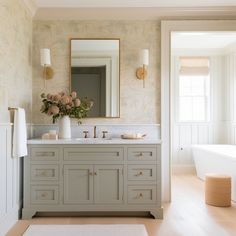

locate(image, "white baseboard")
(0, 206), (19, 236)
(172, 165), (196, 175)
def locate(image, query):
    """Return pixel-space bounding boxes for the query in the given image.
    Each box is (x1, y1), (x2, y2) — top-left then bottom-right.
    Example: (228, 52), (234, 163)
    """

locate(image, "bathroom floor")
(6, 174), (236, 236)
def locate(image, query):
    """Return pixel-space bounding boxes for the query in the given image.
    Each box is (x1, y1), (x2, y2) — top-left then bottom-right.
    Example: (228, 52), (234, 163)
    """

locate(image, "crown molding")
(34, 6), (236, 20)
(22, 0), (38, 17)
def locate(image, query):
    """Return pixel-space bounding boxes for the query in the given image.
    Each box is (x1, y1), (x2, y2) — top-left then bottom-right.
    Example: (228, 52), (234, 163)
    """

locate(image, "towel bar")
(8, 107), (18, 111)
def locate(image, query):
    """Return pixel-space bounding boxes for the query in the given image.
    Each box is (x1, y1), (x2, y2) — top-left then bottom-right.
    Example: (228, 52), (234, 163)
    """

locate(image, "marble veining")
(27, 138), (162, 145)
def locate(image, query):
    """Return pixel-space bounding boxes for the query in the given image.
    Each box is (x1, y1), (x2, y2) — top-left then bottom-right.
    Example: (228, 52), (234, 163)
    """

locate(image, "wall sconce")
(136, 49), (149, 88)
(40, 48), (54, 87)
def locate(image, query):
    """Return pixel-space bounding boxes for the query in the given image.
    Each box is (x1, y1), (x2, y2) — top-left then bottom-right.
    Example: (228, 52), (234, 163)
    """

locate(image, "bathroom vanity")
(22, 139), (162, 219)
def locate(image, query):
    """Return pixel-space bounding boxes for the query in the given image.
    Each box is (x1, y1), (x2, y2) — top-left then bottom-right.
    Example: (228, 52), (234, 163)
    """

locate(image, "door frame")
(161, 20), (236, 202)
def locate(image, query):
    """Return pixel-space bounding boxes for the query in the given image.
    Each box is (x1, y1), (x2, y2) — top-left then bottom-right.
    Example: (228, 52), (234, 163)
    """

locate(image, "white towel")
(13, 108), (28, 158)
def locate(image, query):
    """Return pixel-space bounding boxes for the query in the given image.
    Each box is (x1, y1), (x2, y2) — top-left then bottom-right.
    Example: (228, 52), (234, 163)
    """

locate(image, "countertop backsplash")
(30, 124), (161, 140)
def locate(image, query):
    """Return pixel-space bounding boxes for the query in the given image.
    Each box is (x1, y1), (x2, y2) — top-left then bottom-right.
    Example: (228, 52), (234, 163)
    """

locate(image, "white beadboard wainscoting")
(228, 123), (236, 144)
(172, 122), (231, 174)
(0, 123), (22, 236)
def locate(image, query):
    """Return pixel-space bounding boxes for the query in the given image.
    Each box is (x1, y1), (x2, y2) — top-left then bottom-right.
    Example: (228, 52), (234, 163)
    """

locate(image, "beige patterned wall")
(32, 20), (160, 124)
(0, 0), (32, 122)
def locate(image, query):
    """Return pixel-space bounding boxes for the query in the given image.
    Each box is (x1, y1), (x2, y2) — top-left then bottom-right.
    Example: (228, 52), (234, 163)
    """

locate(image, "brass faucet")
(93, 126), (97, 138)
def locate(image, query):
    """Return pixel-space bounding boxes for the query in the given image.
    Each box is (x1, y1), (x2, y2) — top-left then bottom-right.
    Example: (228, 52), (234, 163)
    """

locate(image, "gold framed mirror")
(70, 38), (120, 118)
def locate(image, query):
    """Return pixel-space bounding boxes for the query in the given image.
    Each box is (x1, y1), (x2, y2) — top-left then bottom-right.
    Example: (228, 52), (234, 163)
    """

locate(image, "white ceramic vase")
(58, 115), (71, 139)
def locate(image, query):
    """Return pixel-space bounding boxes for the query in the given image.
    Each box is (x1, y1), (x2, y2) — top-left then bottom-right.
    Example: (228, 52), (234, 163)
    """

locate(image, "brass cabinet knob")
(94, 172), (97, 176)
(89, 172), (93, 176)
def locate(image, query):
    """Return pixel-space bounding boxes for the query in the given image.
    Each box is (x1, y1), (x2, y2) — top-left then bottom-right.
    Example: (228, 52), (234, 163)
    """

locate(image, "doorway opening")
(161, 20), (236, 202)
(170, 31), (236, 197)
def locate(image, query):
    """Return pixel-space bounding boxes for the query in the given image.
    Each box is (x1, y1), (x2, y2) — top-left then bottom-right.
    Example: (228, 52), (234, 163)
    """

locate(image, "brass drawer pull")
(135, 193), (143, 199)
(135, 171), (143, 176)
(36, 152), (55, 157)
(35, 170), (46, 177)
(139, 153), (143, 157)
(41, 192), (48, 198)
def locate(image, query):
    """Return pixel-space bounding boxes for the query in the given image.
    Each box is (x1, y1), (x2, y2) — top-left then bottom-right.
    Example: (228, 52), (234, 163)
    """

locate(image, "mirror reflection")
(70, 39), (120, 118)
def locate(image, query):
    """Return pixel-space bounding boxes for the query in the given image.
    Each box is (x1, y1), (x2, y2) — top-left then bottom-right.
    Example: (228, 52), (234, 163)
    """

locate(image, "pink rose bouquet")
(40, 91), (93, 123)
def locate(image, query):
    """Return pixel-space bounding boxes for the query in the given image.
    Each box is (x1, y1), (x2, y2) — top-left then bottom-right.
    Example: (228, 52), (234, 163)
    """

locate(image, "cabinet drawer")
(128, 147), (157, 161)
(64, 147), (124, 161)
(128, 186), (156, 204)
(128, 165), (156, 181)
(30, 147), (59, 161)
(31, 185), (59, 205)
(31, 165), (59, 181)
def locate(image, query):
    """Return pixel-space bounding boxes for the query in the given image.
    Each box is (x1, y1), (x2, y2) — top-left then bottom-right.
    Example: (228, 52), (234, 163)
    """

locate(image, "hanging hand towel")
(13, 108), (28, 158)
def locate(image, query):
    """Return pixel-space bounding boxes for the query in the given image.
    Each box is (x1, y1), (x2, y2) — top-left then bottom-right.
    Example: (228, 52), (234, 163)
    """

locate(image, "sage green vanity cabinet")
(22, 143), (163, 219)
(63, 164), (123, 204)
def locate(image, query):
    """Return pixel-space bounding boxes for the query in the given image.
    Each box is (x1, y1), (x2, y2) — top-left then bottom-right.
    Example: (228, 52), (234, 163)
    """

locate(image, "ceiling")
(172, 32), (236, 49)
(32, 0), (236, 20)
(35, 0), (236, 8)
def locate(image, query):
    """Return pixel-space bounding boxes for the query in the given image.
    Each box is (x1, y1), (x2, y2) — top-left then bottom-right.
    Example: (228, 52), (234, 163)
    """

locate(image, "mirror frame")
(69, 38), (121, 118)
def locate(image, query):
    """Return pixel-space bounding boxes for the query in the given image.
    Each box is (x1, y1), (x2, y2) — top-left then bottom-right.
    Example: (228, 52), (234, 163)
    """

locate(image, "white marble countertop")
(27, 138), (162, 145)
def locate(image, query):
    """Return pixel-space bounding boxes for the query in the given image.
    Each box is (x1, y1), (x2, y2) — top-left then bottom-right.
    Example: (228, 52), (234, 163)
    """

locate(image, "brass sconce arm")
(136, 65), (148, 88)
(136, 49), (149, 88)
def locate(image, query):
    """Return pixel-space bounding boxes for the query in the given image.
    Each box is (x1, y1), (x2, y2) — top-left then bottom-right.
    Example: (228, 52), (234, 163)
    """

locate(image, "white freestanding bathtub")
(192, 145), (236, 202)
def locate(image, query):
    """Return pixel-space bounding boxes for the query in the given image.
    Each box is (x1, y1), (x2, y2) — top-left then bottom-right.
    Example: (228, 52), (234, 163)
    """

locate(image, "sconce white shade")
(140, 49), (149, 66)
(40, 48), (51, 66)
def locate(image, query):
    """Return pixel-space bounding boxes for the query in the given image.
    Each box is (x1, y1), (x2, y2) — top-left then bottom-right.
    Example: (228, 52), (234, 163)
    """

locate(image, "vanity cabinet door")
(63, 165), (93, 204)
(94, 165), (123, 204)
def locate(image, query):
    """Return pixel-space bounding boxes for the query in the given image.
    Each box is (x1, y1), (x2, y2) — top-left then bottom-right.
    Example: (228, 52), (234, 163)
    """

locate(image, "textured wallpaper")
(32, 20), (160, 124)
(0, 0), (32, 122)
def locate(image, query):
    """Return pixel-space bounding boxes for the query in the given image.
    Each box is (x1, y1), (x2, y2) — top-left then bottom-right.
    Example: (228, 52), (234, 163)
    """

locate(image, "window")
(178, 57), (210, 122)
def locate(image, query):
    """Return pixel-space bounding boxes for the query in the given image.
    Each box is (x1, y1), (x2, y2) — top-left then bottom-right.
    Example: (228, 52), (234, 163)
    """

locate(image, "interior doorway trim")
(161, 20), (236, 202)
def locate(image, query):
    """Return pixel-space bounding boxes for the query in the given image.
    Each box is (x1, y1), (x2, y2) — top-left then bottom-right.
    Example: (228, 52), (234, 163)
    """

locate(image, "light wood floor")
(6, 174), (236, 236)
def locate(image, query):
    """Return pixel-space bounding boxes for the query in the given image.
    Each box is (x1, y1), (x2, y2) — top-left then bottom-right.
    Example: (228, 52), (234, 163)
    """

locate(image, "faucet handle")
(83, 130), (89, 138)
(102, 131), (108, 139)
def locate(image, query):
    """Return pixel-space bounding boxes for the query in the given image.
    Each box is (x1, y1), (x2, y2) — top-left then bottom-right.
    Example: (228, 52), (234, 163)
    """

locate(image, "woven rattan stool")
(205, 174), (231, 207)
